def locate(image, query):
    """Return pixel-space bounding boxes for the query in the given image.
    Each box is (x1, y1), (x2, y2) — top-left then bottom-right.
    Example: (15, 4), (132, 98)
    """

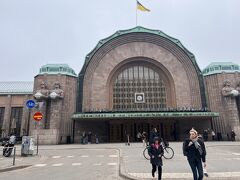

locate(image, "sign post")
(33, 112), (43, 155)
(26, 100), (36, 109)
(26, 100), (36, 136)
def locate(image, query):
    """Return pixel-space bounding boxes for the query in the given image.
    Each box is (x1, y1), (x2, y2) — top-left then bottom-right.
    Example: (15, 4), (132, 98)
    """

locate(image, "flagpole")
(136, 0), (138, 26)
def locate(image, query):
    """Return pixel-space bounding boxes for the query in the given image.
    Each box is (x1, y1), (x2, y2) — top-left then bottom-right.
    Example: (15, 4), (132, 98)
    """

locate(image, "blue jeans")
(188, 158), (203, 180)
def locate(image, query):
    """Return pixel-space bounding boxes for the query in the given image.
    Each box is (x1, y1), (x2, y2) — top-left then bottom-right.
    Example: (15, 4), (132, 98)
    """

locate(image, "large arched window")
(113, 64), (167, 111)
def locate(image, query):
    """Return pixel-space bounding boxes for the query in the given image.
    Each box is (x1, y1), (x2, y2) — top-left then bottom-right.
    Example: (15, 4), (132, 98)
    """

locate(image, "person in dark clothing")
(203, 130), (208, 141)
(148, 137), (164, 180)
(88, 131), (92, 144)
(149, 128), (159, 145)
(231, 130), (236, 141)
(183, 128), (207, 180)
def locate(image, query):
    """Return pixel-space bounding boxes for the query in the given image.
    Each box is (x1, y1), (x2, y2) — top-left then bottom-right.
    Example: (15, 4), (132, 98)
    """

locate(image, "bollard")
(127, 135), (130, 146)
(37, 134), (39, 155)
(13, 147), (16, 166)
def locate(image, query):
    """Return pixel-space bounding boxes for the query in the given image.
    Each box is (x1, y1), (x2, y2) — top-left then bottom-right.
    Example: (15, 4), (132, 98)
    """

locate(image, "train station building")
(0, 27), (239, 144)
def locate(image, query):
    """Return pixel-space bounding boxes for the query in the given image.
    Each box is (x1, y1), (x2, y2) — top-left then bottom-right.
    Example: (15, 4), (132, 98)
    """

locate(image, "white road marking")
(107, 163), (117, 166)
(34, 164), (47, 167)
(80, 155), (89, 158)
(232, 153), (240, 156)
(67, 155), (74, 158)
(72, 163), (82, 166)
(52, 156), (61, 159)
(52, 163), (63, 167)
(93, 163), (102, 166)
(109, 155), (118, 158)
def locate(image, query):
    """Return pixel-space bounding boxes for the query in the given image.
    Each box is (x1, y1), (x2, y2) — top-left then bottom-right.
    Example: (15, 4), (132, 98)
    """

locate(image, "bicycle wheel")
(143, 147), (150, 160)
(163, 147), (174, 159)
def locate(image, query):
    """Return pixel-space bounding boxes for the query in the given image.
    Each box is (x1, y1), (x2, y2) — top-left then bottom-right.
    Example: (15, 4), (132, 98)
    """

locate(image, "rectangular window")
(139, 66), (143, 79)
(0, 107), (5, 137)
(10, 107), (23, 137)
(133, 66), (138, 79)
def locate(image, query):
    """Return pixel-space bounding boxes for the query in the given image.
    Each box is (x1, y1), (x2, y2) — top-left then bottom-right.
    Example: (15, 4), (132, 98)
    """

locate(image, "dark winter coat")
(148, 144), (164, 166)
(149, 131), (159, 145)
(183, 138), (206, 162)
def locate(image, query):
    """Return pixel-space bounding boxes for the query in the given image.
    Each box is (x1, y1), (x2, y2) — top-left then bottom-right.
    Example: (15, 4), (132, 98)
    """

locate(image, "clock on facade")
(135, 93), (145, 103)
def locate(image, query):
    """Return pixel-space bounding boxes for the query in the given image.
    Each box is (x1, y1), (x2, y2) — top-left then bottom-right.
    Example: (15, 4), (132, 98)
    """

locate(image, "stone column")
(20, 95), (29, 136)
(236, 82), (240, 120)
(222, 80), (240, 140)
(33, 81), (50, 130)
(49, 100), (63, 129)
(2, 95), (12, 137)
(36, 100), (48, 129)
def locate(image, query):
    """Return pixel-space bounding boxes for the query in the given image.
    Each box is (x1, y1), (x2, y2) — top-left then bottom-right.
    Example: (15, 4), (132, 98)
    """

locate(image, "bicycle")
(143, 141), (174, 160)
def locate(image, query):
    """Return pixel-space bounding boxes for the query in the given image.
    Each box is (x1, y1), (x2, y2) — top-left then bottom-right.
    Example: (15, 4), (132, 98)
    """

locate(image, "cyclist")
(149, 128), (159, 145)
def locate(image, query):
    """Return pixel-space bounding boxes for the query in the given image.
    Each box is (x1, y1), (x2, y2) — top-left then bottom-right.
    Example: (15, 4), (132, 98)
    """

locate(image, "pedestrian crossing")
(50, 154), (118, 159)
(72, 163), (82, 166)
(52, 163), (63, 167)
(31, 154), (119, 168)
(33, 162), (117, 167)
(51, 156), (61, 159)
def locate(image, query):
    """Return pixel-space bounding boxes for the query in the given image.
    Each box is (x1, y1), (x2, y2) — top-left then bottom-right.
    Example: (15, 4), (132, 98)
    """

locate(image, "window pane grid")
(113, 65), (167, 111)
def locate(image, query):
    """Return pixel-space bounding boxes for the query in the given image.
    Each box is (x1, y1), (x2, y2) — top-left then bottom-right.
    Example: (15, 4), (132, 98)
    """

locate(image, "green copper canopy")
(203, 62), (240, 76)
(38, 64), (77, 77)
(84, 26), (197, 66)
(72, 112), (219, 120)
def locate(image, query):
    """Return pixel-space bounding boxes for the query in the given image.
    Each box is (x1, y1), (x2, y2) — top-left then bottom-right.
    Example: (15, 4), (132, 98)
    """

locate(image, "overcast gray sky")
(0, 0), (239, 81)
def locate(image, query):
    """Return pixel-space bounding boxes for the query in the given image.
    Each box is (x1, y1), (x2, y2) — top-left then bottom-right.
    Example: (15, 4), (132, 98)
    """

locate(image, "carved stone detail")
(34, 81), (49, 100)
(222, 80), (238, 97)
(50, 82), (64, 100)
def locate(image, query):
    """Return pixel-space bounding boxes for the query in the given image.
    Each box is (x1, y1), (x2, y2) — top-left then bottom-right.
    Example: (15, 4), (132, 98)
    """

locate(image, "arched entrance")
(107, 59), (177, 142)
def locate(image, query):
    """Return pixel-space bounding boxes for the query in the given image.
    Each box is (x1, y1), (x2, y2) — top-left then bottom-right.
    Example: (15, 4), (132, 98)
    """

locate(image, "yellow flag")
(137, 1), (150, 12)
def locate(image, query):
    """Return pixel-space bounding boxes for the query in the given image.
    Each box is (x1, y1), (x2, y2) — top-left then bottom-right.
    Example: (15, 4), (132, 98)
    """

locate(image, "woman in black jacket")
(183, 128), (206, 180)
(148, 137), (164, 180)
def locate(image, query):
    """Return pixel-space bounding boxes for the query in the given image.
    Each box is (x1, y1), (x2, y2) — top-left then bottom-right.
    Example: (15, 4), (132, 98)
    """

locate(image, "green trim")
(72, 112), (219, 120)
(203, 62), (240, 76)
(38, 64), (77, 77)
(84, 26), (197, 66)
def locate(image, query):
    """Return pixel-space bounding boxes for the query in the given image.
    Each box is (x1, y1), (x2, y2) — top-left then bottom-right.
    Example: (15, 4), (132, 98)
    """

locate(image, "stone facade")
(75, 27), (211, 142)
(80, 36), (205, 112)
(0, 94), (32, 137)
(204, 72), (240, 140)
(0, 81), (33, 138)
(1, 27), (239, 144)
(31, 73), (77, 144)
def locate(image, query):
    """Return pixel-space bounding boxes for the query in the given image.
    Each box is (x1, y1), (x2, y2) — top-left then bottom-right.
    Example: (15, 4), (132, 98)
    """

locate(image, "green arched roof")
(38, 64), (77, 77)
(84, 26), (197, 67)
(202, 62), (240, 76)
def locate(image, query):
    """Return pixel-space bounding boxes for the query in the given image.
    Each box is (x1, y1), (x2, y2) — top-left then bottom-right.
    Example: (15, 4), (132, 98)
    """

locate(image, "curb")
(117, 147), (240, 180)
(0, 154), (46, 174)
(118, 148), (140, 180)
(0, 165), (32, 173)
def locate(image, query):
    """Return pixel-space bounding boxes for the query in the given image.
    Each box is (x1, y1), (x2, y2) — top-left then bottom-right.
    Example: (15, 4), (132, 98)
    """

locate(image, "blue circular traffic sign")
(26, 100), (36, 109)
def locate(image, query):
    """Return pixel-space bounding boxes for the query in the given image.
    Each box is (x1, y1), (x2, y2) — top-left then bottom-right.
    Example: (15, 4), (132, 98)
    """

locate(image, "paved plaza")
(0, 142), (240, 180)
